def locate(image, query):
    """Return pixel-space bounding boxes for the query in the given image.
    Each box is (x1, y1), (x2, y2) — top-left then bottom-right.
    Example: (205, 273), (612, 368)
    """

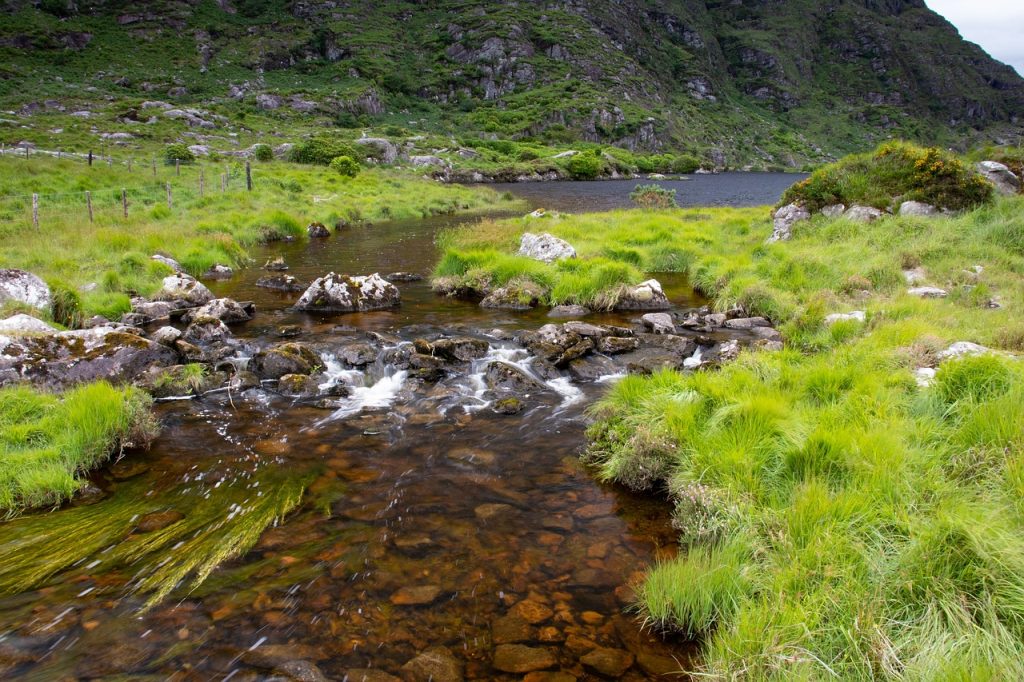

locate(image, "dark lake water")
(0, 175), (798, 680)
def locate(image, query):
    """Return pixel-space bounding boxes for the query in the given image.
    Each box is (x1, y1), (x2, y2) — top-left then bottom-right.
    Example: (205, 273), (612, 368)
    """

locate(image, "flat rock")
(976, 160), (1021, 196)
(824, 311), (865, 324)
(154, 273), (213, 307)
(256, 275), (306, 292)
(510, 600), (554, 624)
(390, 585), (441, 606)
(844, 205), (884, 222)
(183, 298), (253, 324)
(899, 201), (938, 217)
(908, 286), (948, 298)
(936, 341), (992, 362)
(401, 647), (463, 682)
(641, 313), (674, 334)
(492, 644), (558, 673)
(491, 615), (534, 644)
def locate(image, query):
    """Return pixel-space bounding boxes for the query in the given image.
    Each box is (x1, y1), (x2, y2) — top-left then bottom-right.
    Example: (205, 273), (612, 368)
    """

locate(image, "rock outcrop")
(517, 233), (576, 263)
(976, 161), (1021, 196)
(0, 269), (51, 309)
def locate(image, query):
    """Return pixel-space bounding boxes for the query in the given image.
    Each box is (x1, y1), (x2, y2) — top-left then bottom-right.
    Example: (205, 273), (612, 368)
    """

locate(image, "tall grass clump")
(0, 382), (157, 515)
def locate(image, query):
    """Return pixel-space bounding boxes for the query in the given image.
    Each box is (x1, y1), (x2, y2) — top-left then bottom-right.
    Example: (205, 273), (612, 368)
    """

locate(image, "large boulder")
(295, 273), (400, 313)
(183, 298), (254, 324)
(615, 279), (670, 311)
(0, 327), (177, 388)
(154, 273), (213, 307)
(353, 137), (398, 165)
(252, 343), (323, 379)
(0, 269), (51, 309)
(517, 233), (576, 263)
(768, 204), (809, 242)
(976, 161), (1021, 196)
(898, 201), (938, 217)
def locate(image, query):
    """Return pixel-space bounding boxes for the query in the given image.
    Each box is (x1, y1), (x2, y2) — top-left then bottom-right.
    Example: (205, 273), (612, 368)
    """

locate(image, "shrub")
(329, 155), (360, 177)
(780, 141), (993, 212)
(252, 144), (273, 162)
(48, 279), (83, 329)
(288, 137), (358, 165)
(670, 154), (702, 174)
(566, 153), (604, 180)
(630, 184), (678, 209)
(163, 143), (195, 165)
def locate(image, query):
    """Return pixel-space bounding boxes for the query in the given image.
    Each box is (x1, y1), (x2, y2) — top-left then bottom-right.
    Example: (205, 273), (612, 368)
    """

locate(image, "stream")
(0, 174), (799, 680)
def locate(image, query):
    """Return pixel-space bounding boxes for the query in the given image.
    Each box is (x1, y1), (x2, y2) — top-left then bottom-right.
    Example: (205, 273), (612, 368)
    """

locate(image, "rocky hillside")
(1, 0), (1021, 167)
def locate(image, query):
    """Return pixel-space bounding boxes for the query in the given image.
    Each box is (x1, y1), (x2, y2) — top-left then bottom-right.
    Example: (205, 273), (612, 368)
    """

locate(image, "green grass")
(780, 141), (994, 212)
(0, 155), (517, 320)
(565, 190), (1024, 677)
(0, 382), (157, 514)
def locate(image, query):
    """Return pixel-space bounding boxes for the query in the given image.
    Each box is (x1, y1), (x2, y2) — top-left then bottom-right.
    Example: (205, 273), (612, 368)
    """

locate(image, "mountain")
(1, 0), (1021, 167)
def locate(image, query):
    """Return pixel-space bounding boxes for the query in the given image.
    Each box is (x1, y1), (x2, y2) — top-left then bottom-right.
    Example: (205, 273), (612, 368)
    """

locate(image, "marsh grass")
(574, 191), (1024, 677)
(0, 382), (156, 514)
(0, 156), (517, 320)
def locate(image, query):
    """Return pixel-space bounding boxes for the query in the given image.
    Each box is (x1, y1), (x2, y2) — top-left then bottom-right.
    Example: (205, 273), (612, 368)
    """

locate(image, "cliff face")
(1, 0), (1021, 165)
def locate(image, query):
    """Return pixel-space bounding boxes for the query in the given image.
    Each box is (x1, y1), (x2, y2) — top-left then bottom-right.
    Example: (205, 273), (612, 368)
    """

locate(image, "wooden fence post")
(166, 183), (172, 210)
(152, 158), (157, 179)
(246, 160), (252, 191)
(221, 173), (226, 192)
(88, 150), (93, 166)
(175, 159), (180, 176)
(32, 194), (39, 230)
(24, 146), (29, 159)
(107, 156), (112, 167)
(199, 169), (205, 197)
(128, 158), (132, 173)
(86, 191), (93, 223)
(122, 188), (128, 218)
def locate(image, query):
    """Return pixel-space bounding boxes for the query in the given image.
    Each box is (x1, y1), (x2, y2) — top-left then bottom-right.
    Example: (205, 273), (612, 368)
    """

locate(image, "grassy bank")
(0, 382), (156, 515)
(0, 156), (517, 321)
(564, 196), (1024, 677)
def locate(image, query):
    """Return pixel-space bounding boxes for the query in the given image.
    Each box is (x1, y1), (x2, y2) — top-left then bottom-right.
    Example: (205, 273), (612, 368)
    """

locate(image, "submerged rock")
(295, 273), (400, 313)
(385, 272), (423, 282)
(492, 644), (558, 673)
(202, 264), (234, 279)
(307, 222), (330, 238)
(0, 269), (51, 309)
(768, 203), (808, 242)
(345, 670), (402, 682)
(580, 647), (634, 677)
(517, 232), (576, 263)
(256, 274), (306, 292)
(401, 647), (464, 682)
(264, 256), (289, 271)
(547, 305), (590, 318)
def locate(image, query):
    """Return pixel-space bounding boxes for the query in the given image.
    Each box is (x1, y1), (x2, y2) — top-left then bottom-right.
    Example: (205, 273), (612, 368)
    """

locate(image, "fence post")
(57, 150), (62, 160)
(199, 168), (205, 197)
(128, 158), (132, 173)
(86, 191), (93, 223)
(166, 183), (172, 210)
(221, 173), (226, 192)
(152, 158), (156, 179)
(88, 150), (93, 166)
(32, 194), (39, 230)
(246, 160), (252, 191)
(24, 146), (29, 159)
(107, 156), (112, 168)
(122, 188), (128, 218)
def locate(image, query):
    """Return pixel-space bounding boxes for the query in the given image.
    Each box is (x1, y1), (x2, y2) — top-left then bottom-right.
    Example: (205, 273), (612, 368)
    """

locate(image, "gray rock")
(181, 317), (232, 346)
(768, 203), (809, 242)
(615, 279), (670, 311)
(255, 93), (282, 110)
(480, 282), (544, 310)
(724, 316), (771, 330)
(294, 273), (400, 313)
(203, 264), (234, 279)
(154, 273), (213, 307)
(820, 204), (846, 218)
(264, 256), (288, 271)
(409, 155), (448, 168)
(415, 337), (489, 363)
(844, 205), (884, 223)
(824, 311), (866, 325)
(256, 275), (305, 292)
(903, 268), (927, 285)
(641, 313), (674, 334)
(899, 201), (938, 217)
(0, 314), (57, 334)
(517, 233), (576, 263)
(596, 336), (639, 354)
(130, 299), (176, 322)
(0, 269), (51, 309)
(150, 326), (182, 347)
(484, 361), (547, 396)
(908, 286), (948, 299)
(936, 341), (993, 362)
(353, 138), (399, 165)
(253, 343), (323, 379)
(150, 255), (183, 273)
(548, 305), (590, 318)
(183, 298), (254, 325)
(976, 161), (1021, 196)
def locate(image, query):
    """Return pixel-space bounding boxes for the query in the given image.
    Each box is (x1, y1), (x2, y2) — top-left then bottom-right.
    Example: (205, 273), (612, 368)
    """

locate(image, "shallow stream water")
(0, 174), (799, 680)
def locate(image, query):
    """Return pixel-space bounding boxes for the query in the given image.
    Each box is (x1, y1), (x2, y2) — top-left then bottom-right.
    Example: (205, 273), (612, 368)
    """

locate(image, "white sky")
(927, 1), (1024, 76)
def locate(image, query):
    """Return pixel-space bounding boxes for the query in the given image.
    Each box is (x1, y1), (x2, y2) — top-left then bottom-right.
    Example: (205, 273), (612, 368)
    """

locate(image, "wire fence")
(0, 145), (258, 232)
